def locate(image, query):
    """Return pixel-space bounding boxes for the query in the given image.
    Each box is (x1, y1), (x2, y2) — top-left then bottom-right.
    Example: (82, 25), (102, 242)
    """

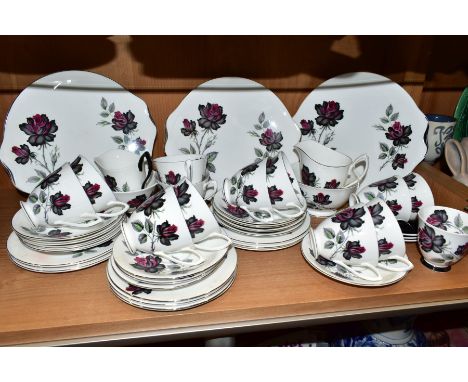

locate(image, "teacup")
(402, 172), (434, 221)
(310, 203), (382, 282)
(424, 114), (456, 164)
(294, 139), (368, 189)
(21, 163), (107, 228)
(351, 175), (412, 222)
(366, 199), (413, 272)
(193, 178), (217, 200)
(153, 154), (207, 185)
(172, 177), (231, 252)
(114, 173), (165, 211)
(121, 187), (204, 267)
(265, 152), (307, 218)
(299, 182), (357, 212)
(70, 155), (129, 216)
(417, 205), (468, 271)
(94, 149), (153, 191)
(223, 159), (275, 222)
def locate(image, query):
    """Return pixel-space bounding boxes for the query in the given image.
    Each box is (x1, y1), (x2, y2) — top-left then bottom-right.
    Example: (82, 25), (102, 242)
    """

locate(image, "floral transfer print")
(50, 192), (71, 215)
(225, 203), (249, 218)
(266, 156), (279, 175)
(342, 240), (366, 260)
(312, 193), (332, 207)
(386, 200), (402, 216)
(403, 173), (416, 189)
(426, 210), (468, 234)
(98, 97), (147, 155)
(126, 284), (152, 295)
(104, 175), (118, 192)
(70, 156), (83, 175)
(83, 181), (102, 204)
(174, 181), (191, 207)
(242, 185), (258, 204)
(418, 225), (446, 254)
(165, 171), (181, 185)
(136, 191), (166, 217)
(178, 103), (224, 174)
(369, 176), (398, 193)
(373, 105), (412, 170)
(368, 203), (385, 227)
(13, 114), (61, 184)
(185, 215), (205, 238)
(268, 186), (283, 204)
(299, 101), (344, 145)
(131, 216), (179, 251)
(248, 112), (283, 161)
(301, 165), (318, 187)
(411, 196), (423, 213)
(127, 194), (147, 209)
(325, 179), (340, 189)
(455, 243), (468, 257)
(331, 207), (366, 231)
(378, 238), (394, 256)
(132, 255), (165, 273)
(241, 162), (259, 176)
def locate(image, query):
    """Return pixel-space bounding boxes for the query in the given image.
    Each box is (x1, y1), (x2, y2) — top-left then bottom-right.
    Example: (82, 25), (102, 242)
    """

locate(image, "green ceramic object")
(454, 87), (468, 140)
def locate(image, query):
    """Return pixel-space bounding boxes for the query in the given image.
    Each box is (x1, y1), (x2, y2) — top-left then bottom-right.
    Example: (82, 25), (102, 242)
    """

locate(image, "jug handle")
(138, 151), (153, 189)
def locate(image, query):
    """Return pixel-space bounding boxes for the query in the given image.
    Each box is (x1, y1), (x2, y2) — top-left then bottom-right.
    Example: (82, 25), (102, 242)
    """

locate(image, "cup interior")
(154, 154), (205, 164)
(295, 140), (352, 167)
(95, 149), (139, 170)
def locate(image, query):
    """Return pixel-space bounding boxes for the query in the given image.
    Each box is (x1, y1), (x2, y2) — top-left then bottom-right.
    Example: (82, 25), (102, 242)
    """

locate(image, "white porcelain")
(301, 231), (410, 287)
(402, 172), (434, 221)
(294, 72), (428, 188)
(445, 138), (468, 187)
(171, 177), (231, 252)
(294, 139), (368, 189)
(417, 205), (468, 271)
(194, 178), (217, 200)
(165, 77), (301, 186)
(366, 199), (413, 272)
(299, 182), (357, 211)
(121, 187), (204, 266)
(0, 70), (156, 193)
(351, 175), (412, 222)
(21, 163), (106, 228)
(154, 154), (206, 185)
(113, 175), (164, 211)
(310, 203), (383, 282)
(94, 149), (151, 192)
(424, 114), (456, 163)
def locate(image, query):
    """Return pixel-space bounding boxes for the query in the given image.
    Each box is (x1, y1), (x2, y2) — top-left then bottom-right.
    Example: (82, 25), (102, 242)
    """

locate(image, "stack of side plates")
(8, 208), (124, 272)
(211, 192), (310, 251)
(107, 234), (237, 311)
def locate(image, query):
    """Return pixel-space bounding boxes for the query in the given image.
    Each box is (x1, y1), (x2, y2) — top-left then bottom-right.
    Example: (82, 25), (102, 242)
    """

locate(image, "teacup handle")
(153, 247), (204, 267)
(184, 159), (193, 182)
(272, 202), (304, 219)
(346, 154), (369, 188)
(332, 259), (383, 282)
(193, 232), (232, 252)
(96, 200), (129, 218)
(55, 213), (104, 228)
(348, 193), (360, 206)
(241, 205), (275, 223)
(138, 151), (153, 189)
(377, 255), (414, 272)
(223, 178), (235, 204)
(203, 179), (218, 200)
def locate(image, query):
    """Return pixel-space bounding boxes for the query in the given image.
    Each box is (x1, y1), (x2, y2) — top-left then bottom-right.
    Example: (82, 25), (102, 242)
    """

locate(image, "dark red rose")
(386, 200), (402, 216)
(137, 191), (166, 216)
(426, 210), (448, 230)
(324, 179), (340, 189)
(368, 203), (385, 227)
(403, 173), (416, 188)
(104, 175), (118, 192)
(198, 103), (227, 131)
(127, 194), (147, 208)
(157, 220), (179, 246)
(83, 181), (102, 204)
(455, 243), (468, 257)
(165, 170), (181, 185)
(331, 207), (366, 230)
(385, 121), (412, 146)
(241, 162), (259, 176)
(268, 186), (284, 204)
(378, 238), (394, 256)
(313, 193), (332, 205)
(259, 128), (283, 152)
(392, 153), (408, 170)
(315, 101), (344, 127)
(301, 165), (318, 187)
(369, 176), (398, 192)
(242, 185), (258, 204)
(70, 156), (83, 175)
(186, 215), (205, 238)
(112, 110), (138, 134)
(342, 240), (366, 260)
(50, 192), (71, 215)
(174, 181), (191, 206)
(411, 196), (423, 213)
(19, 114), (58, 146)
(39, 168), (61, 189)
(266, 156), (279, 175)
(135, 137), (146, 152)
(12, 144), (33, 165)
(300, 119), (316, 136)
(126, 284), (152, 295)
(132, 255), (165, 274)
(418, 225), (446, 253)
(226, 204), (249, 218)
(181, 119), (197, 137)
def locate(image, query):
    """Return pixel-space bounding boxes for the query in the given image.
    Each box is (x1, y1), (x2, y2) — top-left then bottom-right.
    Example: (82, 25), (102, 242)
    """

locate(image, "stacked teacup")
(95, 149), (163, 211)
(8, 155), (129, 273)
(302, 199), (414, 284)
(107, 177), (237, 311)
(153, 154), (217, 201)
(293, 140), (368, 217)
(211, 152), (310, 250)
(351, 172), (434, 242)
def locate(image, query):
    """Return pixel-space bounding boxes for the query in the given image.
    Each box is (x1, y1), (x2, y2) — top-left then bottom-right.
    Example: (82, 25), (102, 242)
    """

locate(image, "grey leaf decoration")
(386, 105), (393, 117)
(258, 112), (265, 124)
(101, 97), (108, 110)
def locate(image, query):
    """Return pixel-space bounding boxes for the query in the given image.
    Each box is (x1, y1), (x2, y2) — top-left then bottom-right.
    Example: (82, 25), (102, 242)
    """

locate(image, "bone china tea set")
(0, 71), (467, 311)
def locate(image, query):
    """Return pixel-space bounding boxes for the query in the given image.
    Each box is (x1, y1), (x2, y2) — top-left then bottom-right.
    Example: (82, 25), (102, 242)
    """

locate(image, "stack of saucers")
(106, 177), (237, 311)
(211, 152), (310, 251)
(7, 156), (129, 273)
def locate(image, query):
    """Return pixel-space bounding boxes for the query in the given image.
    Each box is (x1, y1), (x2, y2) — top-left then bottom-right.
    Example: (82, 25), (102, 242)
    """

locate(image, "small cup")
(366, 199), (413, 272)
(294, 139), (368, 189)
(265, 152), (307, 218)
(154, 154), (207, 185)
(94, 149), (152, 191)
(417, 205), (468, 271)
(352, 175), (412, 222)
(70, 155), (128, 216)
(21, 163), (106, 228)
(113, 173), (165, 211)
(121, 187), (204, 267)
(402, 172), (434, 221)
(193, 178), (217, 200)
(310, 203), (382, 282)
(223, 159), (275, 222)
(172, 177), (231, 252)
(424, 114), (456, 164)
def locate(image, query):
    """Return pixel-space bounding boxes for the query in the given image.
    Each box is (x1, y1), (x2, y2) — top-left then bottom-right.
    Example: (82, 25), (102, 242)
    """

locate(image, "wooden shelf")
(0, 163), (467, 346)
